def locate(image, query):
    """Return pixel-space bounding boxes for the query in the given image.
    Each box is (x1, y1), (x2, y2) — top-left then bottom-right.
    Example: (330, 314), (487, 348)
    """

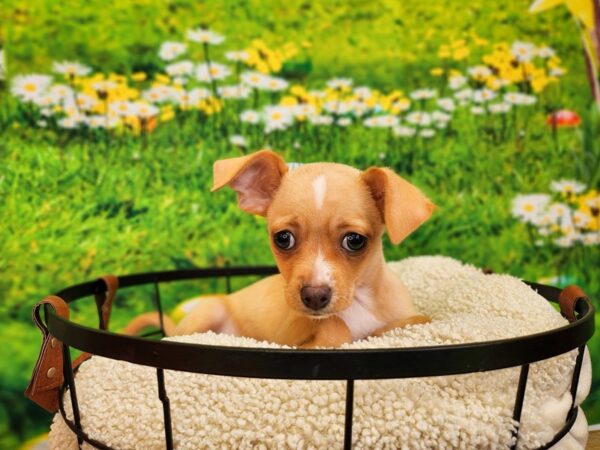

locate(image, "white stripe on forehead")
(312, 175), (327, 210)
(311, 250), (333, 286)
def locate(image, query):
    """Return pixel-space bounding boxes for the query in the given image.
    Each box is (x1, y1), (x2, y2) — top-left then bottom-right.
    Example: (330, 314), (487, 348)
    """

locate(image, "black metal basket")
(29, 266), (594, 450)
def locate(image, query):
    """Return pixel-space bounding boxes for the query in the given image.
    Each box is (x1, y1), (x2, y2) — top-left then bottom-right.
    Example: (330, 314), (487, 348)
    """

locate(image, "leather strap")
(73, 275), (119, 369)
(94, 275), (119, 331)
(559, 285), (588, 323)
(24, 296), (69, 412)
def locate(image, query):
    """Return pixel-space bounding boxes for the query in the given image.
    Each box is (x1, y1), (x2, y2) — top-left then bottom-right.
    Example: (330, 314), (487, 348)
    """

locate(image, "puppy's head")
(212, 150), (434, 318)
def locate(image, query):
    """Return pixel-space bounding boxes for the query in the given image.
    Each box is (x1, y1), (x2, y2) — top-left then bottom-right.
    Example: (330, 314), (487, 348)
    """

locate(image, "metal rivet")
(47, 367), (56, 378)
(50, 338), (56, 348)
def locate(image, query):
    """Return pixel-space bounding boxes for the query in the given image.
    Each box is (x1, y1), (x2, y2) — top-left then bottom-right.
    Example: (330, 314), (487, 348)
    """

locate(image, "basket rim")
(44, 265), (595, 380)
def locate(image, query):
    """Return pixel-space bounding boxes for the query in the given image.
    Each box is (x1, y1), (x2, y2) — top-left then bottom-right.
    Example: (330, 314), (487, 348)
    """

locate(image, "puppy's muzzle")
(301, 285), (332, 311)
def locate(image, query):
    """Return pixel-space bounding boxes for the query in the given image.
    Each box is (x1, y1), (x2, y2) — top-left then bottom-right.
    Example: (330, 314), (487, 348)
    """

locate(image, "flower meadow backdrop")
(1, 0), (600, 447)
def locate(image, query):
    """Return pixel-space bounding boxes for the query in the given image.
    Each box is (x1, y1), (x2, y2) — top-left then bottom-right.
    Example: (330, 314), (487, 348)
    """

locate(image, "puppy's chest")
(337, 288), (385, 341)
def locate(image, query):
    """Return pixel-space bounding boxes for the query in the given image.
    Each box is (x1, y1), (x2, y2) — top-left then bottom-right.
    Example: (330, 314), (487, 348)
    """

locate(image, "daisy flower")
(393, 125), (417, 137)
(159, 42), (187, 61)
(554, 233), (581, 248)
(454, 88), (473, 103)
(582, 233), (600, 246)
(110, 101), (136, 116)
(309, 115), (334, 126)
(263, 76), (289, 92)
(448, 75), (467, 90)
(49, 84), (75, 101)
(572, 211), (590, 229)
(504, 93), (537, 106)
(264, 106), (294, 133)
(143, 85), (174, 104)
(488, 102), (512, 114)
(419, 128), (436, 138)
(196, 62), (231, 82)
(437, 98), (455, 112)
(512, 194), (551, 223)
(472, 88), (496, 103)
(241, 71), (270, 89)
(326, 78), (353, 90)
(240, 110), (261, 124)
(133, 102), (160, 119)
(336, 117), (352, 127)
(537, 46), (556, 58)
(218, 84), (251, 99)
(293, 103), (317, 118)
(186, 28), (224, 45)
(353, 86), (373, 100)
(58, 115), (82, 129)
(405, 111), (432, 127)
(52, 61), (92, 78)
(470, 106), (485, 115)
(188, 87), (211, 105)
(467, 65), (492, 80)
(511, 41), (536, 62)
(225, 51), (249, 62)
(409, 89), (437, 100)
(229, 135), (247, 147)
(550, 179), (586, 196)
(549, 67), (566, 77)
(165, 60), (194, 77)
(431, 111), (451, 123)
(363, 115), (399, 128)
(11, 74), (53, 102)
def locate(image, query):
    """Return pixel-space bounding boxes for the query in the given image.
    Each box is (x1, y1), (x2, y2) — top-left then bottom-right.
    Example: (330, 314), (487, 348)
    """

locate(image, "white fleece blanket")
(48, 256), (591, 449)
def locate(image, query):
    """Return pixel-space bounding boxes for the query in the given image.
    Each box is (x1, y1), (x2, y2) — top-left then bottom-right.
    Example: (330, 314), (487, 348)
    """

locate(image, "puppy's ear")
(361, 167), (435, 244)
(211, 149), (288, 216)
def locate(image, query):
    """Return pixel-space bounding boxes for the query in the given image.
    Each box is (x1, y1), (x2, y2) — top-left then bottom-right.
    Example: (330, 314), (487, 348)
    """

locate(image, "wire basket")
(26, 266), (595, 450)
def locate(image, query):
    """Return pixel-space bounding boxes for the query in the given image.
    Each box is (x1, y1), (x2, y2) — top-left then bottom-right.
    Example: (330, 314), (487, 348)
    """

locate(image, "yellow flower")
(161, 106), (175, 122)
(430, 68), (444, 76)
(438, 45), (451, 59)
(452, 46), (470, 61)
(132, 72), (147, 82)
(155, 74), (171, 84)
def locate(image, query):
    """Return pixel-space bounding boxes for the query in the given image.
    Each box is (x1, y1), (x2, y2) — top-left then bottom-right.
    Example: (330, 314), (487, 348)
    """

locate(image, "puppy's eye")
(341, 233), (367, 252)
(273, 230), (296, 250)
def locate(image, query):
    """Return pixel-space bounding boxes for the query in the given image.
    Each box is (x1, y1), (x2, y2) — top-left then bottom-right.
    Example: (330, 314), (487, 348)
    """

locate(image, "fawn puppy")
(125, 150), (434, 347)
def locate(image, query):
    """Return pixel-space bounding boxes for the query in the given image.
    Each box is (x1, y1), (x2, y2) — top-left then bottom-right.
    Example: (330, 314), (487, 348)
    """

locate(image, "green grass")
(1, 0), (599, 447)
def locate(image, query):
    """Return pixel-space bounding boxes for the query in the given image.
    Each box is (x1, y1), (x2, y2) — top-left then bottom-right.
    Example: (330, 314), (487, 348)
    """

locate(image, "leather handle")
(25, 296), (70, 412)
(94, 275), (119, 330)
(559, 285), (589, 323)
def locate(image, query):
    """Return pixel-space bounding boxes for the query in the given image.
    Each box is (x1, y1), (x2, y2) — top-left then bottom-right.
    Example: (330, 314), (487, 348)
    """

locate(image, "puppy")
(125, 150), (434, 348)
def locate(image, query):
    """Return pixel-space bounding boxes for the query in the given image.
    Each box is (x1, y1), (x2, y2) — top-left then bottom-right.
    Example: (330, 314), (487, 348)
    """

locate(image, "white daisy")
(472, 88), (496, 103)
(582, 233), (600, 246)
(437, 98), (455, 112)
(263, 76), (288, 92)
(240, 110), (261, 124)
(84, 114), (119, 129)
(431, 111), (451, 123)
(229, 135), (247, 147)
(11, 74), (53, 102)
(293, 103), (317, 118)
(512, 194), (551, 223)
(58, 115), (82, 129)
(550, 179), (586, 196)
(405, 111), (432, 127)
(337, 117), (352, 127)
(393, 125), (417, 137)
(91, 80), (117, 93)
(132, 102), (159, 119)
(467, 65), (492, 80)
(196, 62), (231, 82)
(504, 93), (537, 106)
(454, 88), (473, 103)
(188, 87), (211, 105)
(488, 102), (512, 114)
(225, 51), (249, 62)
(110, 100), (136, 116)
(218, 84), (251, 99)
(165, 60), (194, 77)
(409, 89), (437, 100)
(572, 211), (590, 229)
(158, 42), (187, 61)
(363, 115), (399, 128)
(52, 61), (92, 78)
(537, 46), (556, 58)
(326, 78), (353, 90)
(353, 86), (372, 100)
(186, 28), (224, 45)
(264, 106), (294, 133)
(554, 233), (581, 248)
(49, 84), (74, 101)
(449, 75), (467, 90)
(143, 85), (175, 104)
(511, 41), (536, 62)
(76, 93), (98, 111)
(419, 128), (436, 138)
(309, 115), (334, 126)
(470, 106), (485, 115)
(241, 71), (270, 89)
(549, 67), (566, 77)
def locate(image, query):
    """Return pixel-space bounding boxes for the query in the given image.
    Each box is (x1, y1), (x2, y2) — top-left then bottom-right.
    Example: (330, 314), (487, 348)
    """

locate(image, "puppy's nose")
(301, 286), (332, 311)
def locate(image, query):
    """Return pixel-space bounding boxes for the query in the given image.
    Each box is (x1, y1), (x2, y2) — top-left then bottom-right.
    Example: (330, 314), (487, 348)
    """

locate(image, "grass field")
(1, 1), (599, 447)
